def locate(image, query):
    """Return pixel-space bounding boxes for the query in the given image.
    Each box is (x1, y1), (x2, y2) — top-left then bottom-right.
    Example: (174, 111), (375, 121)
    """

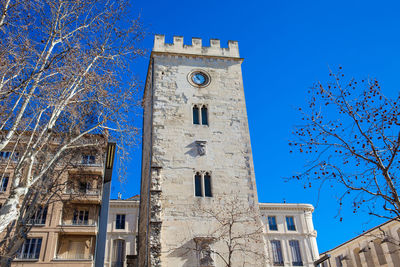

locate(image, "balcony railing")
(27, 218), (46, 225)
(54, 254), (93, 260)
(61, 220), (97, 226)
(65, 188), (100, 195)
(79, 162), (102, 167)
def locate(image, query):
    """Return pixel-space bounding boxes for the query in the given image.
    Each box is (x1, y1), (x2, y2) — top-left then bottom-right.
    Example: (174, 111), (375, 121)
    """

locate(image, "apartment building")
(105, 195), (139, 267)
(319, 219), (400, 267)
(260, 203), (319, 267)
(0, 139), (106, 266)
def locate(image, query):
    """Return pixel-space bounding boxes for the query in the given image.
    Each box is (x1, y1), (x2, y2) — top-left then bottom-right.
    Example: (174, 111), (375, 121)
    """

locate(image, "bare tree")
(0, 151), (83, 263)
(290, 67), (400, 221)
(0, 0), (144, 264)
(186, 197), (266, 267)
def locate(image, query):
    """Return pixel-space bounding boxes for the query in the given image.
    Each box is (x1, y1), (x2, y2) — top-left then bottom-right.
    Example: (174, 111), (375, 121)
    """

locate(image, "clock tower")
(138, 35), (266, 267)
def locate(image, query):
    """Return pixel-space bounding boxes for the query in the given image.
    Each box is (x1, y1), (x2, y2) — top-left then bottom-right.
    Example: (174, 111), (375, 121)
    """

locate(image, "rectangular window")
(194, 173), (202, 197)
(204, 173), (212, 197)
(78, 181), (91, 194)
(0, 151), (19, 162)
(73, 210), (89, 225)
(335, 256), (343, 267)
(17, 238), (42, 259)
(0, 151), (10, 160)
(289, 240), (303, 266)
(116, 214), (126, 229)
(0, 176), (9, 192)
(113, 239), (126, 267)
(29, 206), (48, 225)
(268, 216), (278, 231)
(82, 155), (95, 165)
(286, 216), (296, 231)
(271, 240), (284, 266)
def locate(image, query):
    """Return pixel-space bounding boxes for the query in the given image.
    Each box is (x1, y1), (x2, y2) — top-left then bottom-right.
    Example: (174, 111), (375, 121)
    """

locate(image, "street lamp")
(104, 142), (116, 182)
(94, 142), (116, 267)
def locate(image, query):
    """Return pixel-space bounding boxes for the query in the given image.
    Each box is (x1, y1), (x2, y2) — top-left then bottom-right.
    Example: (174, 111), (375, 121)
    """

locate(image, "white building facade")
(105, 196), (139, 267)
(260, 203), (319, 267)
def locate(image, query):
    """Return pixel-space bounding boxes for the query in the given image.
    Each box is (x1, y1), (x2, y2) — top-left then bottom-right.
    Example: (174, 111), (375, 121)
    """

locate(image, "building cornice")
(259, 203), (314, 212)
(109, 200), (139, 209)
(321, 218), (399, 255)
(151, 51), (244, 62)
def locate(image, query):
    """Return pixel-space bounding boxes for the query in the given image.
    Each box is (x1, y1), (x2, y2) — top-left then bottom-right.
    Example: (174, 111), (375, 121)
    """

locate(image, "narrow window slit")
(204, 172), (212, 197)
(193, 106), (200, 125)
(195, 172), (202, 196)
(201, 106), (208, 125)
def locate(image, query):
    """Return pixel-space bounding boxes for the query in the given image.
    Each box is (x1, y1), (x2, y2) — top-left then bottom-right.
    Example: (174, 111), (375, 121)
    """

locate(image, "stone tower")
(138, 35), (266, 267)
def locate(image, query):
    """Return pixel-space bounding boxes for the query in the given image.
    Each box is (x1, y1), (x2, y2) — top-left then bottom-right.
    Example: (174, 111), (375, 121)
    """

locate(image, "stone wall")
(138, 35), (267, 266)
(138, 62), (154, 267)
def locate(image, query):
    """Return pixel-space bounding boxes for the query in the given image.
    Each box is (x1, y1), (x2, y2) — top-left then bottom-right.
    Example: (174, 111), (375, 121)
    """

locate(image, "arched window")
(194, 172), (212, 197)
(112, 239), (125, 267)
(201, 106), (208, 125)
(193, 105), (200, 125)
(204, 172), (212, 197)
(194, 172), (202, 197)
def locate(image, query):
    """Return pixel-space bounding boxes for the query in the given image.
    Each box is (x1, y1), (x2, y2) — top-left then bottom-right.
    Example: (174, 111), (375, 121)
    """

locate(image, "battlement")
(153, 35), (240, 58)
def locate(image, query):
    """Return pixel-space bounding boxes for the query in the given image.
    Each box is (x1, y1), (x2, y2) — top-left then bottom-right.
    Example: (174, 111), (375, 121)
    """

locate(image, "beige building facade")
(319, 219), (400, 267)
(0, 145), (106, 266)
(105, 196), (139, 267)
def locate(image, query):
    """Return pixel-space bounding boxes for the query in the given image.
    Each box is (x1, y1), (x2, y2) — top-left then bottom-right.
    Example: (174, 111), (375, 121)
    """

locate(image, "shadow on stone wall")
(167, 239), (199, 267)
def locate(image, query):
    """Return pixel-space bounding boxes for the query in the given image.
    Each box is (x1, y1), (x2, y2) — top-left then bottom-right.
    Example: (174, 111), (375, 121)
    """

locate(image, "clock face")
(191, 72), (207, 86)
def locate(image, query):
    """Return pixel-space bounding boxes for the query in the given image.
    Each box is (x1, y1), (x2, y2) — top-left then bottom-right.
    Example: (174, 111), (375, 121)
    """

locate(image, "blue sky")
(111, 0), (400, 253)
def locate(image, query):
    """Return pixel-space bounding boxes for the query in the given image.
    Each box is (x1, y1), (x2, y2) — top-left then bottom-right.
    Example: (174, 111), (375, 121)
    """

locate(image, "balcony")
(60, 205), (99, 234)
(61, 219), (97, 227)
(65, 188), (100, 196)
(55, 234), (96, 262)
(27, 219), (46, 226)
(54, 254), (93, 261)
(0, 151), (19, 163)
(63, 188), (101, 204)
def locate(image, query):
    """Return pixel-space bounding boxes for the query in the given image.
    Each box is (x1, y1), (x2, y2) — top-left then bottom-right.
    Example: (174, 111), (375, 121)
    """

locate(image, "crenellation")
(153, 34), (240, 58)
(192, 37), (202, 47)
(209, 38), (220, 48)
(154, 34), (165, 50)
(172, 36), (183, 47)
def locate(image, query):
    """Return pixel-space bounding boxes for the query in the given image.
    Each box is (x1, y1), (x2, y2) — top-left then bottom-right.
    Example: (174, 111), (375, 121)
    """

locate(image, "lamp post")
(94, 142), (116, 267)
